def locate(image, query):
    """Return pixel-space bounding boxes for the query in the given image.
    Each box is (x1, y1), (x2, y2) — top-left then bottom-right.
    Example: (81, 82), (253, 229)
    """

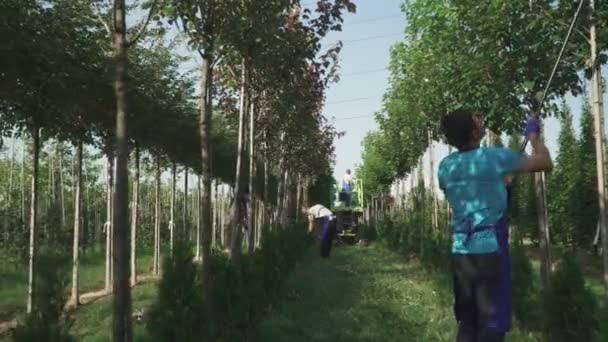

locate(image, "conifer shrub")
(146, 224), (310, 341)
(510, 241), (540, 330)
(13, 247), (73, 342)
(543, 254), (598, 341)
(146, 241), (205, 342)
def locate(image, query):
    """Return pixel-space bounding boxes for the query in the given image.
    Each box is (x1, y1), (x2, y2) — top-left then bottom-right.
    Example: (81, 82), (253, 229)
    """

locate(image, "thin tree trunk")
(230, 58), (248, 261)
(105, 152), (114, 293)
(220, 186), (225, 247)
(83, 158), (90, 251)
(48, 147), (54, 216)
(281, 169), (290, 226)
(248, 101), (256, 256)
(26, 125), (40, 314)
(212, 179), (218, 250)
(417, 159), (424, 257)
(170, 162), (176, 255)
(263, 159), (269, 227)
(535, 172), (552, 290)
(8, 136), (14, 203)
(4, 136), (15, 242)
(302, 177), (310, 210)
(295, 174), (302, 222)
(58, 143), (66, 234)
(428, 131), (438, 232)
(112, 1), (133, 337)
(131, 146), (140, 286)
(199, 53), (214, 312)
(196, 175), (202, 260)
(183, 167), (189, 243)
(71, 139), (83, 306)
(589, 4), (608, 290)
(222, 189), (227, 248)
(154, 156), (161, 276)
(21, 143), (26, 233)
(274, 132), (286, 225)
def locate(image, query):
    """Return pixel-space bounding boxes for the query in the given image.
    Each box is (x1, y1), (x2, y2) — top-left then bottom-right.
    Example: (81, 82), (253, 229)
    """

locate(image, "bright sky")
(318, 0), (406, 181)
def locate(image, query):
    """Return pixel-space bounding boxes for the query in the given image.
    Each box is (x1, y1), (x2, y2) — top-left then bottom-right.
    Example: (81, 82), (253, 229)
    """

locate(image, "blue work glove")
(523, 115), (540, 138)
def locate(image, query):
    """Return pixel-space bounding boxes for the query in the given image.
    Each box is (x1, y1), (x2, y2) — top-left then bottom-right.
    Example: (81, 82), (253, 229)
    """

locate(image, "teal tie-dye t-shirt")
(438, 148), (523, 254)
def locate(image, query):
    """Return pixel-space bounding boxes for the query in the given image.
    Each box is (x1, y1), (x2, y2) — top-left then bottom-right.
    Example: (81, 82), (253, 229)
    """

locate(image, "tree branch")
(127, 0), (162, 47)
(95, 13), (112, 37)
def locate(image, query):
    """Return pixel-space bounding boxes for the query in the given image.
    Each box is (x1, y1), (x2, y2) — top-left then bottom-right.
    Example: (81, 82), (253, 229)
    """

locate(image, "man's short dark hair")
(440, 109), (479, 150)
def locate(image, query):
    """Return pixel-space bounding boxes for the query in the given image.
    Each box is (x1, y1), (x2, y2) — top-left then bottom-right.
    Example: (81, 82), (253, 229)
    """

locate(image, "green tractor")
(332, 178), (364, 244)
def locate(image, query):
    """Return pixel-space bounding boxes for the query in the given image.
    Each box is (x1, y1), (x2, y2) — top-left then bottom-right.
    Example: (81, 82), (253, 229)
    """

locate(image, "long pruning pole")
(512, 0), (585, 291)
(521, 0), (585, 151)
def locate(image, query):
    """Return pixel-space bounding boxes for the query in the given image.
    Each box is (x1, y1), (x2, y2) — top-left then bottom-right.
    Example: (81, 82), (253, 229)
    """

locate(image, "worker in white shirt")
(307, 204), (337, 258)
(341, 169), (353, 207)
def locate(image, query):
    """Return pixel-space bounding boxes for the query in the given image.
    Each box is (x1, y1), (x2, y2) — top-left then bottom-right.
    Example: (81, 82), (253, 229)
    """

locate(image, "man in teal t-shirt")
(438, 147), (522, 255)
(438, 109), (553, 342)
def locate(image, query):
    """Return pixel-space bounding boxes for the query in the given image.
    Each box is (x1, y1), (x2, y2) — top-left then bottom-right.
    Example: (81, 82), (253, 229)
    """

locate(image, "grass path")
(256, 244), (539, 342)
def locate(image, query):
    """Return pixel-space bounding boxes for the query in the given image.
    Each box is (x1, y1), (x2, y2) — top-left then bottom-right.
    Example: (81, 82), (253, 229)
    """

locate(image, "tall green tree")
(548, 103), (581, 248)
(577, 95), (598, 247)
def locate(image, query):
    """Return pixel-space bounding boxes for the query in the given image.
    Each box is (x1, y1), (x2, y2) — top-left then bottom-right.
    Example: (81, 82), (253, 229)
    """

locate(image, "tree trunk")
(112, 0), (133, 339)
(71, 139), (83, 306)
(212, 179), (218, 250)
(199, 55), (214, 305)
(48, 147), (54, 217)
(21, 143), (26, 233)
(428, 130), (438, 232)
(274, 132), (286, 225)
(589, 4), (608, 290)
(26, 125), (40, 314)
(4, 136), (14, 241)
(230, 58), (248, 261)
(295, 174), (302, 223)
(281, 169), (290, 226)
(535, 171), (552, 290)
(196, 175), (202, 260)
(263, 159), (269, 227)
(105, 152), (114, 293)
(130, 146), (140, 286)
(83, 158), (90, 251)
(248, 101), (256, 256)
(302, 177), (310, 209)
(58, 144), (66, 236)
(154, 156), (161, 276)
(220, 186), (226, 247)
(417, 158), (424, 257)
(170, 162), (176, 255)
(183, 167), (189, 243)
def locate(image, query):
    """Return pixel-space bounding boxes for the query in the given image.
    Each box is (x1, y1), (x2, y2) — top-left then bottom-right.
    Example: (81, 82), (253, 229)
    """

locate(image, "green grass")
(69, 283), (158, 342)
(6, 242), (602, 341)
(256, 244), (541, 342)
(0, 246), (157, 321)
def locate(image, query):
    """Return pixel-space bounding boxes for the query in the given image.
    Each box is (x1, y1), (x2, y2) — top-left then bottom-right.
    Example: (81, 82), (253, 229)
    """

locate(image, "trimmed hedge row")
(147, 224), (311, 341)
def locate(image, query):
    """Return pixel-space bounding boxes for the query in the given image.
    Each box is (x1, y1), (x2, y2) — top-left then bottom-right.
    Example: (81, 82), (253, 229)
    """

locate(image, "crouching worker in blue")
(307, 204), (337, 258)
(438, 109), (552, 342)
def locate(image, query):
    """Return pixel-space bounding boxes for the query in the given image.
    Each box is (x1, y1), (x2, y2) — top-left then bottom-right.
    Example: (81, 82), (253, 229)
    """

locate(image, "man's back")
(438, 147), (522, 254)
(308, 204), (332, 218)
